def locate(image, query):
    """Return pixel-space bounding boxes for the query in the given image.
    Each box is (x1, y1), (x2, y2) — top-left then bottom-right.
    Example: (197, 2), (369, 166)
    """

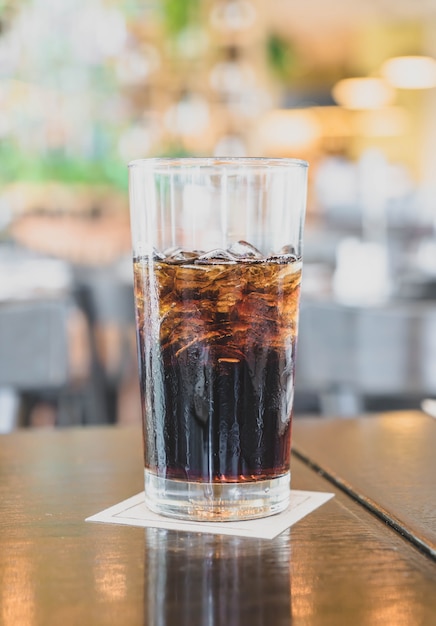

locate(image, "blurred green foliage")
(162, 0), (200, 35)
(0, 142), (128, 190)
(266, 33), (299, 81)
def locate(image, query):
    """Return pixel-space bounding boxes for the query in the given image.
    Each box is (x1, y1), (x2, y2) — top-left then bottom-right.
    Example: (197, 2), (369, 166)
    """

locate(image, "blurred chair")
(296, 299), (436, 415)
(0, 297), (110, 429)
(71, 262), (139, 425)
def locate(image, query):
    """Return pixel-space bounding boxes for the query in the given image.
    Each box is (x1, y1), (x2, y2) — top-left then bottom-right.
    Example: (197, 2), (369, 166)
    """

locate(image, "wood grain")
(0, 426), (435, 626)
(293, 411), (436, 558)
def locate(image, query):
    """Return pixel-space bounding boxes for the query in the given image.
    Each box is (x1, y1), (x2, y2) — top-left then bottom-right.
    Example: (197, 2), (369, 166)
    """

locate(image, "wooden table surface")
(293, 411), (436, 559)
(1, 415), (436, 626)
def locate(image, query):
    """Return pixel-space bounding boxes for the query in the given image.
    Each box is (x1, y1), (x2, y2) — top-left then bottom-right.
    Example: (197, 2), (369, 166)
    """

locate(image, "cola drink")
(133, 242), (302, 483)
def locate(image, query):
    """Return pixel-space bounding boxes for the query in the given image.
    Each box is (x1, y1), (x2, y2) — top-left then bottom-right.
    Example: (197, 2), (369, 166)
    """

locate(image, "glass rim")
(128, 156), (309, 172)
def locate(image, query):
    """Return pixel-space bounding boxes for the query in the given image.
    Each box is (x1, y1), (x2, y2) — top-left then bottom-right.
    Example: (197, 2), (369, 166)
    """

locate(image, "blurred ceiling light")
(332, 77), (394, 110)
(209, 59), (256, 96)
(258, 109), (321, 151)
(165, 94), (210, 137)
(115, 45), (160, 85)
(381, 55), (436, 89)
(210, 0), (257, 32)
(175, 27), (209, 59)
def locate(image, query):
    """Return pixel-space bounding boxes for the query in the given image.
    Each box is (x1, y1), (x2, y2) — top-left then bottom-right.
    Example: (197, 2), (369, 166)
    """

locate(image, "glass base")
(144, 470), (291, 521)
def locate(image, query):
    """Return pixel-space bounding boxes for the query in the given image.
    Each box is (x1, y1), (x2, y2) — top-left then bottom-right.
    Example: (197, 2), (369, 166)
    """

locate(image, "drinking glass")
(129, 157), (308, 521)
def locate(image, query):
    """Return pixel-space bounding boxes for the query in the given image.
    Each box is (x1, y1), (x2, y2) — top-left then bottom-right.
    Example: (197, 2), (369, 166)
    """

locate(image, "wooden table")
(1, 413), (435, 625)
(292, 411), (436, 559)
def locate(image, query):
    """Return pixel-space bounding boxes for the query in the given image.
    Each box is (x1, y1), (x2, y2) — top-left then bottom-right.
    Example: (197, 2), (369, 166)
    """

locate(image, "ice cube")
(163, 247), (200, 264)
(280, 244), (297, 256)
(195, 249), (237, 264)
(228, 240), (264, 260)
(265, 244), (299, 264)
(155, 249), (167, 260)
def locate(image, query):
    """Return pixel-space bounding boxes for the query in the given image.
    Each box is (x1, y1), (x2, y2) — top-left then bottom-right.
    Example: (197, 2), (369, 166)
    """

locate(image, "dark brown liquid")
(134, 250), (301, 482)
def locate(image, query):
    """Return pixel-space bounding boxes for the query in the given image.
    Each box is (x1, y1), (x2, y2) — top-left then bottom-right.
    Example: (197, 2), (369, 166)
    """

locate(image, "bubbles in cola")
(134, 241), (302, 483)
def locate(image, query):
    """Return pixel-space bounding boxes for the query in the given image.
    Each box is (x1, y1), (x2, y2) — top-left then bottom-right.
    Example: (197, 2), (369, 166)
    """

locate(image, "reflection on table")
(145, 528), (290, 625)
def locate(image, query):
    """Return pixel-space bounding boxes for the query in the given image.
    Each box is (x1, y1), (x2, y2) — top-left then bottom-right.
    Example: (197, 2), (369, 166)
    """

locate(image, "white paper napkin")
(86, 490), (334, 539)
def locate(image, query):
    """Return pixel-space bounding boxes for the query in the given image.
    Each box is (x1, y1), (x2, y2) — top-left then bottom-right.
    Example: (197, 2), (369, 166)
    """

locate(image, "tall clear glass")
(129, 157), (308, 521)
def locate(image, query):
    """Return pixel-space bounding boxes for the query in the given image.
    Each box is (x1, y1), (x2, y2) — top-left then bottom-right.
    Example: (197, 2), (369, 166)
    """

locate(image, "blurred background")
(1, 0), (436, 431)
